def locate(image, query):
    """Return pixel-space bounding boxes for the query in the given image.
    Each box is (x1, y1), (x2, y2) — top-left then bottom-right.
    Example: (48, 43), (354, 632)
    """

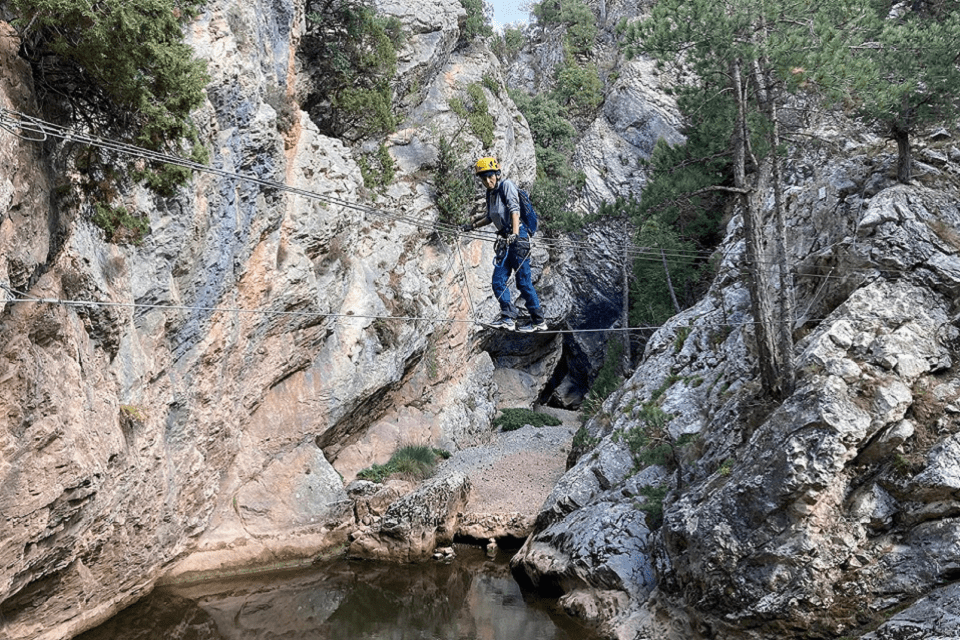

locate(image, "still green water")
(77, 545), (597, 640)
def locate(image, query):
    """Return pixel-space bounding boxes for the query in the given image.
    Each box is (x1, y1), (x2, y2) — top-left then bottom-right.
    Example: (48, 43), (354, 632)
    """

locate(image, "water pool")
(76, 545), (598, 640)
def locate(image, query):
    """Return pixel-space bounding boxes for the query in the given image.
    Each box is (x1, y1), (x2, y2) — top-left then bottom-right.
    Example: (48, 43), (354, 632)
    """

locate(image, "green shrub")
(451, 83), (495, 149)
(571, 425), (601, 452)
(509, 89), (586, 232)
(532, 0), (597, 55)
(674, 325), (692, 353)
(637, 484), (668, 528)
(553, 60), (604, 116)
(481, 74), (500, 97)
(10, 0), (210, 199)
(529, 175), (584, 232)
(356, 445), (449, 483)
(91, 203), (151, 245)
(511, 91), (577, 153)
(302, 0), (403, 140)
(459, 0), (493, 41)
(494, 408), (563, 432)
(492, 27), (526, 61)
(432, 134), (475, 231)
(718, 458), (734, 476)
(358, 143), (397, 190)
(614, 401), (697, 475)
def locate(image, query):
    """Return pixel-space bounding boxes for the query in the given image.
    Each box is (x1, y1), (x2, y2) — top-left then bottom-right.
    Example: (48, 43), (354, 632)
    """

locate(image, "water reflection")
(77, 546), (594, 640)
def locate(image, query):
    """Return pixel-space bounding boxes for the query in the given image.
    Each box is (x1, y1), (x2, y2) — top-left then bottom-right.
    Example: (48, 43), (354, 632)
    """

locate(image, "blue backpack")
(498, 183), (539, 236)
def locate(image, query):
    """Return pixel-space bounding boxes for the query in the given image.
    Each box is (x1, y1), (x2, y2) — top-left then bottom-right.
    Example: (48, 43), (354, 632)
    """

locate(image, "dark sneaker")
(488, 316), (516, 331)
(517, 319), (548, 333)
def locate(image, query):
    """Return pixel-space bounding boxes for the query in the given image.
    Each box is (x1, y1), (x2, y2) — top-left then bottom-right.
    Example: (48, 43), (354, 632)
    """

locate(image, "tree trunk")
(752, 55), (795, 397)
(621, 216), (631, 376)
(732, 59), (781, 397)
(661, 248), (681, 314)
(894, 127), (912, 183)
(767, 106), (796, 396)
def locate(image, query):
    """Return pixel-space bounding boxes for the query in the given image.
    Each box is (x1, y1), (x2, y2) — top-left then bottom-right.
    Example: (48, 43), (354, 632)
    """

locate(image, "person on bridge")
(462, 156), (547, 333)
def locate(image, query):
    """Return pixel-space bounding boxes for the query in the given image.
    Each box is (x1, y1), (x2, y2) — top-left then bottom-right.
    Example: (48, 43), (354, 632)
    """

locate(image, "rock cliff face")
(504, 0), (681, 211)
(512, 114), (960, 638)
(0, 0), (638, 638)
(13, 1), (957, 640)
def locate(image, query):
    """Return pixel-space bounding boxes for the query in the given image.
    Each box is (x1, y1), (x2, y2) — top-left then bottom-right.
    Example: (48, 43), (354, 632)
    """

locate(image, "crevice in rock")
(318, 347), (424, 460)
(453, 532), (527, 550)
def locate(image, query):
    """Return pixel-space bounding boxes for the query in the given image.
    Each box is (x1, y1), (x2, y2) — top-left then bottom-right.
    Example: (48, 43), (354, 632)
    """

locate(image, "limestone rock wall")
(0, 0), (551, 638)
(511, 114), (960, 639)
(504, 0), (682, 212)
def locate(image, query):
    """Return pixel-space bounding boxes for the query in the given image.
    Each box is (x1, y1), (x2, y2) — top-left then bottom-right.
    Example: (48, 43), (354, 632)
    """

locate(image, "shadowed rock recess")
(4, 1), (960, 640)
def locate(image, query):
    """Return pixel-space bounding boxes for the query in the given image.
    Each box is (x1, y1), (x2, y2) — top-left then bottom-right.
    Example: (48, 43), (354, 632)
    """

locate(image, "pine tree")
(853, 6), (960, 182)
(625, 0), (801, 398)
(301, 0), (403, 141)
(10, 0), (210, 196)
(626, 0), (960, 395)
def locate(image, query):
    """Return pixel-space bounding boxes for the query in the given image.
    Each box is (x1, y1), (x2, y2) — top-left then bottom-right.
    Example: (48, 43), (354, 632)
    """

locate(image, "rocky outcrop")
(343, 414), (579, 553)
(511, 114), (960, 638)
(504, 0), (683, 212)
(347, 472), (471, 562)
(862, 583), (960, 639)
(0, 0), (571, 638)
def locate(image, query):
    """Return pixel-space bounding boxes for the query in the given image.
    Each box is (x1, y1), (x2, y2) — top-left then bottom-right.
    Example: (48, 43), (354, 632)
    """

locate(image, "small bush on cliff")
(636, 484), (668, 528)
(532, 0), (597, 56)
(301, 0), (403, 141)
(552, 59), (603, 117)
(432, 133), (475, 232)
(451, 83), (495, 150)
(459, 0), (493, 42)
(91, 203), (151, 245)
(357, 143), (397, 191)
(492, 27), (525, 62)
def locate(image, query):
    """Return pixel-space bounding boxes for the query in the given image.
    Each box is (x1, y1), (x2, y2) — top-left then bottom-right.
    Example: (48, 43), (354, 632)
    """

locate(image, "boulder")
(347, 472), (471, 562)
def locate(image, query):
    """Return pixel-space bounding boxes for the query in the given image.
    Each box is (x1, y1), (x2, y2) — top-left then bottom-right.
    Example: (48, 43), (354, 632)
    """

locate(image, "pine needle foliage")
(624, 0), (960, 185)
(450, 83), (495, 149)
(302, 0), (403, 141)
(532, 0), (597, 56)
(552, 59), (604, 117)
(852, 6), (960, 182)
(592, 81), (734, 327)
(433, 134), (475, 231)
(459, 0), (494, 42)
(9, 0), (210, 197)
(509, 89), (585, 232)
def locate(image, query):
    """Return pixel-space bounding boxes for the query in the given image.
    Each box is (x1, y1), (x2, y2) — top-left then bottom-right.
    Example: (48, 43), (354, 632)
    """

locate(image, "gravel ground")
(437, 408), (580, 517)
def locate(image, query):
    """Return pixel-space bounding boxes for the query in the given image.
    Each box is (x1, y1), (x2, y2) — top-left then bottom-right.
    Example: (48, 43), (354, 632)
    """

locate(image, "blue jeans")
(492, 229), (543, 321)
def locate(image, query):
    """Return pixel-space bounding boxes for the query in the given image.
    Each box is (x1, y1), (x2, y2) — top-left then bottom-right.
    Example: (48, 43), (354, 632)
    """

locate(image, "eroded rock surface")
(0, 0), (559, 636)
(511, 118), (960, 639)
(347, 472), (471, 562)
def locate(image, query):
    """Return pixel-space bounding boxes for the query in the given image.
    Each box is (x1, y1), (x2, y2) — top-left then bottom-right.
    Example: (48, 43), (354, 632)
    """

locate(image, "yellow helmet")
(475, 156), (500, 175)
